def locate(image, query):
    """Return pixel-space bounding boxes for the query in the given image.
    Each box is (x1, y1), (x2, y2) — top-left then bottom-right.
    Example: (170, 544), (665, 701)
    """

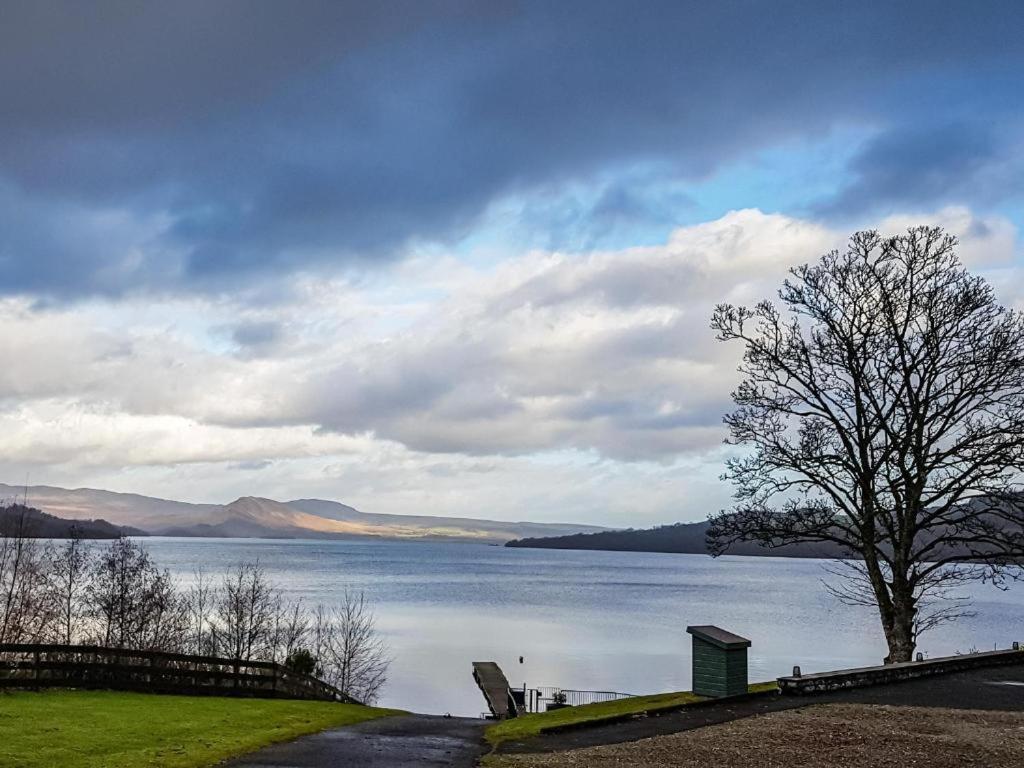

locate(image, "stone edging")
(778, 648), (1024, 695)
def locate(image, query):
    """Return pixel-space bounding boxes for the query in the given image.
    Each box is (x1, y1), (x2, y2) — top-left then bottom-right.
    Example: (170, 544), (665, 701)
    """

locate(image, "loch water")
(141, 537), (1024, 715)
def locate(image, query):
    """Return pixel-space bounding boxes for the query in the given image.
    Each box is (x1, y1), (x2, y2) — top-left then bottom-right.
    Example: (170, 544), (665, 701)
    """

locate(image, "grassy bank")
(0, 690), (402, 768)
(486, 682), (778, 747)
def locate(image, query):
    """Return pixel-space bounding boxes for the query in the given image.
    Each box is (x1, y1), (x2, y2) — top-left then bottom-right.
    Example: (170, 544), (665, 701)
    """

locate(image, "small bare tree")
(212, 562), (277, 661)
(0, 505), (51, 643)
(87, 537), (148, 647)
(137, 568), (188, 652)
(313, 592), (389, 704)
(185, 568), (216, 656)
(273, 597), (311, 664)
(85, 537), (186, 651)
(0, 521), (390, 695)
(709, 227), (1024, 663)
(46, 528), (91, 644)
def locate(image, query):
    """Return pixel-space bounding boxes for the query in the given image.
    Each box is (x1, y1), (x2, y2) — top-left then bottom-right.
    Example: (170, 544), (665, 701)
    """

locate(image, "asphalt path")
(225, 713), (486, 768)
(225, 662), (1024, 764)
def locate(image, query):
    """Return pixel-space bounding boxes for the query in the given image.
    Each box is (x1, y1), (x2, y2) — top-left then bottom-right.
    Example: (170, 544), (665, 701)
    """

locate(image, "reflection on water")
(141, 537), (1024, 715)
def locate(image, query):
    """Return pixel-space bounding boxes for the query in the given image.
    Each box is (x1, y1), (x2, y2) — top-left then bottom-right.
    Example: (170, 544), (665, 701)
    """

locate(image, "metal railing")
(524, 685), (635, 712)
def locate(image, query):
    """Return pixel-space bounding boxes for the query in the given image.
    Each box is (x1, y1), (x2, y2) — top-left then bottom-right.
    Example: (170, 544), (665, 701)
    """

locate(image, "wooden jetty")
(472, 661), (518, 719)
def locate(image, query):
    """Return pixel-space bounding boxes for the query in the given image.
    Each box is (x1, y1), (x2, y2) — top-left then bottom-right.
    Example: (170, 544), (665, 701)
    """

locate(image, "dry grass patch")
(487, 704), (1024, 768)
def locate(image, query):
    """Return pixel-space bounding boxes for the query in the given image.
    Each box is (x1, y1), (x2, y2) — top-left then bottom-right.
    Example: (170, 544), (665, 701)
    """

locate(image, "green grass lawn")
(486, 681), (779, 746)
(0, 690), (402, 768)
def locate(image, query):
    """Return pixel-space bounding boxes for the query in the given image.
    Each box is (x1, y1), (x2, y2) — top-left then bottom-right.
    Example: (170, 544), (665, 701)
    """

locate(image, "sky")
(1, 1), (1023, 526)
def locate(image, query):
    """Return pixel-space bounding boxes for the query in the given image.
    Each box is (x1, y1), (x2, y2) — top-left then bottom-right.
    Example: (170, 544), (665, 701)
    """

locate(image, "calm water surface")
(141, 537), (1024, 715)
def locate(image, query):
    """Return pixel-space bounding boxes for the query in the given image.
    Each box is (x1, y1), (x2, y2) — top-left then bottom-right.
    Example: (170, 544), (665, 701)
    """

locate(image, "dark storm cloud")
(819, 121), (1022, 217)
(1, 1), (1022, 297)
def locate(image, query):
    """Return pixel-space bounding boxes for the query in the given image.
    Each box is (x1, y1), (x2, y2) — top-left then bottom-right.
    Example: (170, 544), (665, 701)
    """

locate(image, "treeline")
(506, 520), (847, 558)
(0, 503), (144, 538)
(0, 507), (388, 702)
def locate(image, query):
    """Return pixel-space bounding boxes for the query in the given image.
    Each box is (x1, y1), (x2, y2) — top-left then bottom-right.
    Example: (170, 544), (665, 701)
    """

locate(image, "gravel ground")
(486, 704), (1024, 768)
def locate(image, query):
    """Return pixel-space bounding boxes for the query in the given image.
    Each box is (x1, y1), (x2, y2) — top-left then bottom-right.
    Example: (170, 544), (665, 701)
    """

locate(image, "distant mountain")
(287, 498), (610, 541)
(1, 484), (221, 533)
(0, 503), (144, 539)
(0, 484), (607, 543)
(505, 520), (848, 558)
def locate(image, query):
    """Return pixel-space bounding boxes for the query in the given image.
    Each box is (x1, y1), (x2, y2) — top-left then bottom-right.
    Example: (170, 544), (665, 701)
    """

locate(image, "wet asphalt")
(224, 662), (1024, 764)
(224, 713), (487, 768)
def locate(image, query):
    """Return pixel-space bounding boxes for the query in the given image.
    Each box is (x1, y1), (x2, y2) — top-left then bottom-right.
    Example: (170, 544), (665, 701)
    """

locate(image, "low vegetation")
(0, 509), (390, 702)
(0, 690), (402, 768)
(486, 682), (778, 746)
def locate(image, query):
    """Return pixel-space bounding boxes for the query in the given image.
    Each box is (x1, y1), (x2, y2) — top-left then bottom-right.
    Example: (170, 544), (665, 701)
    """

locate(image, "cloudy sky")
(1, 1), (1023, 525)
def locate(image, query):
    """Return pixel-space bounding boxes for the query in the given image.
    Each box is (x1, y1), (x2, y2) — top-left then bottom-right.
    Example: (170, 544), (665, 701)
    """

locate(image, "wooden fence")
(0, 643), (359, 704)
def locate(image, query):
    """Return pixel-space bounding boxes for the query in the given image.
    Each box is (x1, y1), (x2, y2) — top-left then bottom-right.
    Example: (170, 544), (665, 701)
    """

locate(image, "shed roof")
(686, 625), (752, 649)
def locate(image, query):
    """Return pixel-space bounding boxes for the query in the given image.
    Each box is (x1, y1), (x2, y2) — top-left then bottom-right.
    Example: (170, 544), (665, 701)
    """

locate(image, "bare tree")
(274, 597), (310, 664)
(137, 568), (188, 652)
(0, 523), (389, 695)
(0, 505), (51, 643)
(46, 527), (91, 644)
(212, 561), (277, 661)
(312, 591), (389, 703)
(85, 537), (186, 651)
(185, 568), (216, 656)
(87, 537), (147, 647)
(709, 227), (1024, 663)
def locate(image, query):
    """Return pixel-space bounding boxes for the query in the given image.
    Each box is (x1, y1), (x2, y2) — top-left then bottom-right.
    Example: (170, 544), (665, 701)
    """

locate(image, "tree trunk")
(882, 599), (915, 664)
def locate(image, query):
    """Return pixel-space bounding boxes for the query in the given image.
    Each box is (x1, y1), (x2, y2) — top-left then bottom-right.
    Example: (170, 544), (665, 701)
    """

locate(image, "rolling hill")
(505, 507), (1024, 560)
(0, 503), (145, 539)
(0, 484), (606, 543)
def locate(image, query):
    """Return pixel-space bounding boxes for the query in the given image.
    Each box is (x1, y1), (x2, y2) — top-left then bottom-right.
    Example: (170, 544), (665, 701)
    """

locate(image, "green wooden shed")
(686, 625), (751, 698)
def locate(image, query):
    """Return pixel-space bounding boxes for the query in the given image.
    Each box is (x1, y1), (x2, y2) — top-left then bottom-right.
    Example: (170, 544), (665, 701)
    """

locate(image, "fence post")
(33, 649), (40, 690)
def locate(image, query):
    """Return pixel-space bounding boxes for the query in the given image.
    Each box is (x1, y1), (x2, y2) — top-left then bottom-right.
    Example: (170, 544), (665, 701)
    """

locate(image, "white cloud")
(0, 208), (1017, 523)
(283, 210), (839, 458)
(877, 206), (1018, 266)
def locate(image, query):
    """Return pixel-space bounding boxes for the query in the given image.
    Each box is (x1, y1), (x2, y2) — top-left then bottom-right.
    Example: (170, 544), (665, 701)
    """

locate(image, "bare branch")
(710, 226), (1024, 663)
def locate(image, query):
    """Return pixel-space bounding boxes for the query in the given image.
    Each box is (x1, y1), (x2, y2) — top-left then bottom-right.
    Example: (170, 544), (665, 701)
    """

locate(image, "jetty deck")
(473, 661), (517, 719)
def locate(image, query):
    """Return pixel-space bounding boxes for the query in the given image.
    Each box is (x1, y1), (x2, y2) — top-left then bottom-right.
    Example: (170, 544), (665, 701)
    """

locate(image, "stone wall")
(778, 647), (1024, 695)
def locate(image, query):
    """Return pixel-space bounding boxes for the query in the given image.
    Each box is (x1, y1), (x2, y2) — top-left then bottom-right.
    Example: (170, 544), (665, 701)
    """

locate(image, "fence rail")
(525, 685), (635, 712)
(0, 643), (358, 704)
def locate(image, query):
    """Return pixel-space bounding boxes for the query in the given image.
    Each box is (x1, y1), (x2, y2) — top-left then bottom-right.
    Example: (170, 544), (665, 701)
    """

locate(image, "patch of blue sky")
(455, 128), (871, 268)
(683, 128), (870, 224)
(994, 202), (1024, 237)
